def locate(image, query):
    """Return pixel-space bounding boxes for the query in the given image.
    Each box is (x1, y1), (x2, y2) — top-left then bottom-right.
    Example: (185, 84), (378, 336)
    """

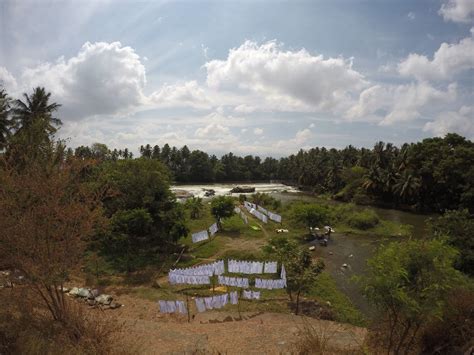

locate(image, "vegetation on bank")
(75, 134), (474, 214)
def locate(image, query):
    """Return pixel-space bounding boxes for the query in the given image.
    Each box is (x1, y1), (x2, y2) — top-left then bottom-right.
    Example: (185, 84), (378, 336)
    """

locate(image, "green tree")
(428, 209), (474, 276)
(264, 237), (324, 314)
(97, 158), (188, 266)
(185, 197), (204, 219)
(108, 208), (153, 272)
(12, 87), (61, 138)
(210, 196), (235, 228)
(393, 170), (420, 204)
(291, 203), (329, 234)
(358, 239), (461, 354)
(0, 87), (12, 150)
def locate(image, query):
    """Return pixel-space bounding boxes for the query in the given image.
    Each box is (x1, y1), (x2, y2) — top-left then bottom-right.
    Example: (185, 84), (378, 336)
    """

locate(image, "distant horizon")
(1, 0), (473, 156)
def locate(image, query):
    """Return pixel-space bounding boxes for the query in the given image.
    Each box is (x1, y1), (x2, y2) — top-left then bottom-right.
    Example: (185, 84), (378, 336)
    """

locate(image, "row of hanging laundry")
(227, 260), (278, 274)
(234, 206), (249, 224)
(243, 201), (282, 224)
(218, 275), (249, 288)
(169, 260), (225, 277)
(191, 222), (219, 243)
(158, 300), (188, 314)
(194, 291), (238, 312)
(254, 278), (286, 289)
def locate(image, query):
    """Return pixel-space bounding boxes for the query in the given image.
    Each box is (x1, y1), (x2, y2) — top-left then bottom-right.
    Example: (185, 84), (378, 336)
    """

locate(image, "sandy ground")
(108, 295), (366, 354)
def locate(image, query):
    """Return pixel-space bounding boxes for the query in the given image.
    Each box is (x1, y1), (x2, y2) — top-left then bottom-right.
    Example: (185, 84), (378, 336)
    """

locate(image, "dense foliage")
(96, 159), (188, 271)
(429, 209), (474, 276)
(70, 135), (474, 213)
(359, 239), (461, 354)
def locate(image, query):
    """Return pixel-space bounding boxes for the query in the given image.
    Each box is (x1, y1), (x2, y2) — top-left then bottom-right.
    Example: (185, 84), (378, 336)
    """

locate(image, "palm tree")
(12, 87), (61, 137)
(0, 88), (11, 150)
(393, 170), (420, 204)
(186, 197), (203, 219)
(362, 165), (384, 195)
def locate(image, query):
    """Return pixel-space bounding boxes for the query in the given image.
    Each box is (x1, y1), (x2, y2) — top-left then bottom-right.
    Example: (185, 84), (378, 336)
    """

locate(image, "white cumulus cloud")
(424, 106), (474, 138)
(14, 41), (147, 120)
(204, 40), (367, 113)
(398, 31), (474, 81)
(347, 82), (458, 125)
(439, 0), (474, 23)
(253, 127), (264, 135)
(149, 80), (211, 109)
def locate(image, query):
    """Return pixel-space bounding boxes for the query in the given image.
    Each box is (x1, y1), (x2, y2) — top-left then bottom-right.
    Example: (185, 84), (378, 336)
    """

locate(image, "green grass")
(190, 237), (225, 259)
(308, 272), (366, 327)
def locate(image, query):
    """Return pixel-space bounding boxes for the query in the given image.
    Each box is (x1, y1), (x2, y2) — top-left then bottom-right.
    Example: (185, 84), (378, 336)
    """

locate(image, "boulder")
(95, 294), (113, 305)
(77, 288), (92, 298)
(89, 289), (100, 299)
(309, 246), (316, 251)
(109, 302), (121, 309)
(230, 186), (255, 193)
(69, 287), (80, 296)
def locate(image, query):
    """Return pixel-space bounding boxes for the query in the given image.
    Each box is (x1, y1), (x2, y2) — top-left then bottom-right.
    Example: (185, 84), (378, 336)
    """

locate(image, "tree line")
(75, 136), (474, 213)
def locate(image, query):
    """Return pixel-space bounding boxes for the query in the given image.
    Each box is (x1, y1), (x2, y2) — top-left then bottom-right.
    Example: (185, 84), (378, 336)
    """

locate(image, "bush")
(347, 209), (379, 230)
(420, 288), (474, 354)
(352, 190), (372, 205)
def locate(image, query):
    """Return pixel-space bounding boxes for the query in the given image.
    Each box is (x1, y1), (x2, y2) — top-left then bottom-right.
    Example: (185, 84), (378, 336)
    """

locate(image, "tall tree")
(0, 88), (11, 150)
(12, 87), (61, 138)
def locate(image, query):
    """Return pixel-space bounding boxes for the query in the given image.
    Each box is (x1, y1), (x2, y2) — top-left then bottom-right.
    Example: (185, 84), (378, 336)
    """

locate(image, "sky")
(0, 0), (473, 157)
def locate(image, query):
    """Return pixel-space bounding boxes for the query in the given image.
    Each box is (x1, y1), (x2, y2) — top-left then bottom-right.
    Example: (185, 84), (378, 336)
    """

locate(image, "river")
(171, 182), (430, 317)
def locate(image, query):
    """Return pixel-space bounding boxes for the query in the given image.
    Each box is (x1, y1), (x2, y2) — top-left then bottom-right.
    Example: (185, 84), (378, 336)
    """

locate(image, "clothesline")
(191, 222), (220, 244)
(195, 291), (238, 312)
(254, 278), (287, 289)
(158, 300), (187, 314)
(243, 201), (282, 224)
(218, 275), (250, 288)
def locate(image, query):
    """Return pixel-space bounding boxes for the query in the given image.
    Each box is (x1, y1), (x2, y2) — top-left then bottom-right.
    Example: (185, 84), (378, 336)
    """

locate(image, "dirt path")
(109, 295), (366, 354)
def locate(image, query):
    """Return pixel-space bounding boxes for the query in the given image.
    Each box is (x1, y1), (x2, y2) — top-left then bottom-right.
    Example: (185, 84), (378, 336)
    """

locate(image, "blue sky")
(1, 0), (473, 156)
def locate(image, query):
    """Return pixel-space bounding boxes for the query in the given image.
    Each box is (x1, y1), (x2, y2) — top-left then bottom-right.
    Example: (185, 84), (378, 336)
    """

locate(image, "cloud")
(194, 122), (231, 138)
(439, 0), (474, 23)
(14, 41), (147, 120)
(423, 106), (474, 138)
(204, 40), (367, 113)
(347, 82), (458, 125)
(275, 128), (313, 151)
(149, 81), (211, 109)
(0, 67), (17, 92)
(253, 127), (263, 135)
(407, 12), (416, 21)
(398, 31), (474, 81)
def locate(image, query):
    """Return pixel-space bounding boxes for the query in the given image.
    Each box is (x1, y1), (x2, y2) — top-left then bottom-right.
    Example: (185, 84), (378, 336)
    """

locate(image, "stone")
(89, 289), (100, 298)
(69, 287), (80, 296)
(230, 186), (255, 193)
(309, 246), (316, 251)
(109, 302), (121, 309)
(77, 288), (92, 298)
(95, 294), (113, 305)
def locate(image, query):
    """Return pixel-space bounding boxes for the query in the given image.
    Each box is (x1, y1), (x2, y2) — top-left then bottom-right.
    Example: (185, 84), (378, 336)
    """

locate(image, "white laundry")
(192, 230), (209, 243)
(209, 223), (218, 236)
(230, 291), (238, 305)
(268, 211), (282, 223)
(195, 298), (206, 313)
(176, 301), (187, 314)
(257, 205), (268, 215)
(280, 264), (286, 281)
(264, 261), (278, 274)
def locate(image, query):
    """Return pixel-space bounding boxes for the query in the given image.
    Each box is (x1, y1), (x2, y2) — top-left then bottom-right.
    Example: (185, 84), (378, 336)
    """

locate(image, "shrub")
(347, 210), (379, 230)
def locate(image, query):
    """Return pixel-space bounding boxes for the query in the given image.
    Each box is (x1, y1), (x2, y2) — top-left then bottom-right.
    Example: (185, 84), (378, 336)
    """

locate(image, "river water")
(171, 182), (430, 317)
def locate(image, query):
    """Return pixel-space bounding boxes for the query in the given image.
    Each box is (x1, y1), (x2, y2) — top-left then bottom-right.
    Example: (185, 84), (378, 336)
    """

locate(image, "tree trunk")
(295, 289), (302, 315)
